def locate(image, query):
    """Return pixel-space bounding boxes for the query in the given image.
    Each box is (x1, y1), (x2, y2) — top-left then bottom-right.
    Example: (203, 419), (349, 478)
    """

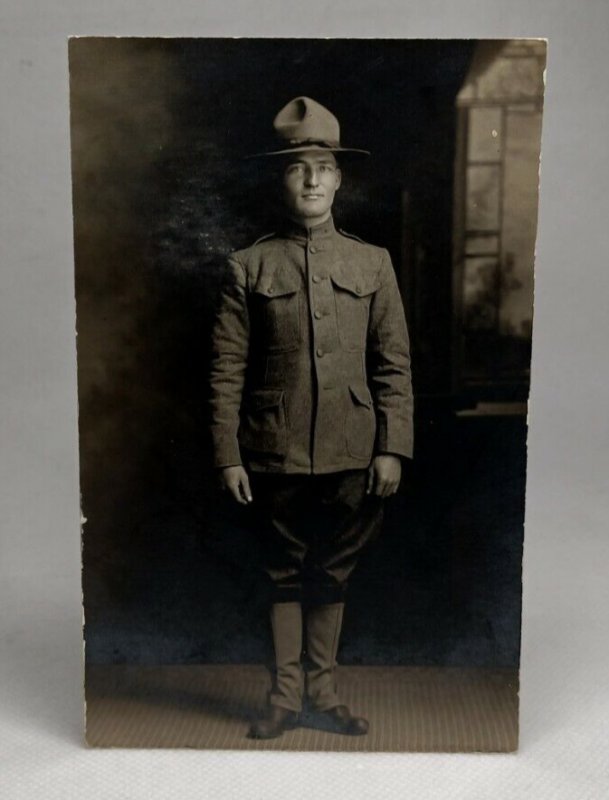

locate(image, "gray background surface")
(1, 1), (608, 797)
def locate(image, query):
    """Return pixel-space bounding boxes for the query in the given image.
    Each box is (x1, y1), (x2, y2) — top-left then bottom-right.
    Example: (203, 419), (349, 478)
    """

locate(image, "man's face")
(280, 151), (342, 226)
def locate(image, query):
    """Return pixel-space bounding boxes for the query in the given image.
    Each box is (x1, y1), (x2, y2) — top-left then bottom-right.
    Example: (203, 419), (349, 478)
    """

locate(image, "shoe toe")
(326, 705), (369, 736)
(248, 708), (299, 739)
(347, 716), (369, 736)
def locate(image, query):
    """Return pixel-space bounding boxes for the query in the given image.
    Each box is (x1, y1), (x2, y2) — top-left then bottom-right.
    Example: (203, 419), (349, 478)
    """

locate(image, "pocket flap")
(253, 272), (301, 298)
(247, 389), (284, 410)
(349, 384), (373, 408)
(331, 271), (380, 297)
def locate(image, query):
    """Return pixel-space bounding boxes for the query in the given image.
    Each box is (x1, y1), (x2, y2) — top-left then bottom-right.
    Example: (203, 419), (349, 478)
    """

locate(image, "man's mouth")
(303, 194), (323, 199)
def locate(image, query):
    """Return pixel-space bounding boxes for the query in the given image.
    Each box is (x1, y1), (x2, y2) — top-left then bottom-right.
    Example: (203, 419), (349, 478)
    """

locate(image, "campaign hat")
(246, 96), (369, 158)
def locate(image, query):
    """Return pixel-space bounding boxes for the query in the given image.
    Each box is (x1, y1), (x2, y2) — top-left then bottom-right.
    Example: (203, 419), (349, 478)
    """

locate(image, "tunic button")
(314, 310), (322, 319)
(355, 285), (362, 294)
(309, 245), (317, 254)
(312, 274), (321, 284)
(316, 348), (324, 358)
(267, 286), (274, 294)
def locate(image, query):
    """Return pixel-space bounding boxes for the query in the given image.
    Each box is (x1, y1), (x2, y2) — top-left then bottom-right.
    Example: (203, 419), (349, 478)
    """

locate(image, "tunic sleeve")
(366, 249), (414, 459)
(209, 255), (250, 468)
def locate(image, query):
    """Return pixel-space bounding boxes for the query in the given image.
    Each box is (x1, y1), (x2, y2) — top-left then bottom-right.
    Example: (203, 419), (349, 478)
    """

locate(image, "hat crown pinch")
(273, 96), (341, 146)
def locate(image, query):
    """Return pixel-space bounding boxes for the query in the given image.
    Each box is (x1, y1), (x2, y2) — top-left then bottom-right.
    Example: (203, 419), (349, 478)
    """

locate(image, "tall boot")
(269, 601), (304, 712)
(305, 602), (368, 735)
(249, 602), (303, 739)
(305, 602), (344, 711)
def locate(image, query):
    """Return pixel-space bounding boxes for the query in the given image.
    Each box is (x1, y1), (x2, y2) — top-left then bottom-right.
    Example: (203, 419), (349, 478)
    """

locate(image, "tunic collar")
(279, 214), (337, 244)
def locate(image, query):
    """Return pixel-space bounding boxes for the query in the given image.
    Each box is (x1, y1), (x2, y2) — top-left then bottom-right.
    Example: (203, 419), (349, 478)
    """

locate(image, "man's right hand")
(220, 465), (253, 505)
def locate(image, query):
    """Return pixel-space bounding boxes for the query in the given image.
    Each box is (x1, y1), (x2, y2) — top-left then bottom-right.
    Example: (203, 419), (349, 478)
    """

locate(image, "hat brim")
(244, 145), (370, 159)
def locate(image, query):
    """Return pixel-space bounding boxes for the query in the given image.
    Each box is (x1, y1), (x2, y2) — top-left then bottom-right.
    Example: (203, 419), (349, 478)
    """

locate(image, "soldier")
(209, 96), (413, 739)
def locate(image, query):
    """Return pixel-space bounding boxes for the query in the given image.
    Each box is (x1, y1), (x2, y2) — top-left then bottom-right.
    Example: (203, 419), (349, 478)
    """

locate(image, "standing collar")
(279, 215), (337, 243)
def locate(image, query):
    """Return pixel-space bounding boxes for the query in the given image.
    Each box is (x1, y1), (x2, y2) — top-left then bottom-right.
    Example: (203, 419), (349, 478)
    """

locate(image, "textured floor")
(85, 665), (518, 752)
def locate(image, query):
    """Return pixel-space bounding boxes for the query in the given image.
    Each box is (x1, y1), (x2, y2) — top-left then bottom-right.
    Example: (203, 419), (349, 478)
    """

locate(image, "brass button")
(355, 285), (362, 294)
(312, 275), (321, 284)
(267, 286), (274, 294)
(314, 310), (322, 320)
(309, 245), (317, 254)
(316, 348), (324, 358)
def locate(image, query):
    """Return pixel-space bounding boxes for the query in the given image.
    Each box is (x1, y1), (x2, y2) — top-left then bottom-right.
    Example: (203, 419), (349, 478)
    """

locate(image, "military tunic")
(209, 215), (413, 474)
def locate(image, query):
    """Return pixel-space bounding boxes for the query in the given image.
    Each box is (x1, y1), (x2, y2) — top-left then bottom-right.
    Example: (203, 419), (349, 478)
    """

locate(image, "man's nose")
(304, 167), (320, 186)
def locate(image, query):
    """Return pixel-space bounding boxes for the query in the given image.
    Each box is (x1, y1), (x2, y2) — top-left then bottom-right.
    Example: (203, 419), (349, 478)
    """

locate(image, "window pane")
(466, 165), (501, 230)
(468, 107), (502, 162)
(465, 234), (499, 255)
(463, 257), (499, 330)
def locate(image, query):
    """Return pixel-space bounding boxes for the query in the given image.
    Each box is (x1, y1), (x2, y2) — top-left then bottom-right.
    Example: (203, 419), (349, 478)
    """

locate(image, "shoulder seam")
(338, 228), (366, 244)
(252, 231), (277, 246)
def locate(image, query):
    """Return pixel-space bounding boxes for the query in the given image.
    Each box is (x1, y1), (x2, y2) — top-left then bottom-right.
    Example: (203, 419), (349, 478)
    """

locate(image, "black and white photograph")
(69, 37), (546, 752)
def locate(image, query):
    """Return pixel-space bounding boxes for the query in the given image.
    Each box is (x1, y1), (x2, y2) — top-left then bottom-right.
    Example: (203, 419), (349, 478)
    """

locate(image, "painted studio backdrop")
(70, 38), (545, 751)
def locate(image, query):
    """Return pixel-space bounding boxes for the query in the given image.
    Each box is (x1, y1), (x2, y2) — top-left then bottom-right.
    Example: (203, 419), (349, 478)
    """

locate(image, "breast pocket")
(330, 272), (380, 352)
(252, 276), (302, 353)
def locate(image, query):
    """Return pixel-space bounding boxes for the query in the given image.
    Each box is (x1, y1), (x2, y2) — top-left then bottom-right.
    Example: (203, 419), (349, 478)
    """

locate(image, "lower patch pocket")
(345, 384), (376, 459)
(240, 389), (288, 456)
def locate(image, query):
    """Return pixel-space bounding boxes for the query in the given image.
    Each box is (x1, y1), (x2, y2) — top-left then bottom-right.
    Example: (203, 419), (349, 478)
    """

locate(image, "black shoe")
(313, 705), (369, 736)
(248, 705), (300, 739)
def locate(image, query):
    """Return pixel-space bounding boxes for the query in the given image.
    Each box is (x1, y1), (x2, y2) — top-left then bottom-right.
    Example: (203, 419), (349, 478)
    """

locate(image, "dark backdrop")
(70, 38), (526, 667)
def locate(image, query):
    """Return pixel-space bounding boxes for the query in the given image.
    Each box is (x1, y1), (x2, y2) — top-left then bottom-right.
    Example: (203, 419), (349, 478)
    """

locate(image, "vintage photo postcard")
(70, 37), (546, 751)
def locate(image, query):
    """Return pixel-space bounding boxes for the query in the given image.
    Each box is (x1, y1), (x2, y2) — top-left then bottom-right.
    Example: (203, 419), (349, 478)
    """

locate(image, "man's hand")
(366, 454), (401, 498)
(220, 465), (253, 505)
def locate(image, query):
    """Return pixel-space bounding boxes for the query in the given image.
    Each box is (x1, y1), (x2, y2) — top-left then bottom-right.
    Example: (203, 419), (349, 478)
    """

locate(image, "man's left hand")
(366, 454), (402, 497)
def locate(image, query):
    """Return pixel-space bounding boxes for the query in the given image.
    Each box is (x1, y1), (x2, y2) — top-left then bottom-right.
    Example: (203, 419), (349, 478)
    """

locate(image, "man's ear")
(335, 167), (342, 191)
